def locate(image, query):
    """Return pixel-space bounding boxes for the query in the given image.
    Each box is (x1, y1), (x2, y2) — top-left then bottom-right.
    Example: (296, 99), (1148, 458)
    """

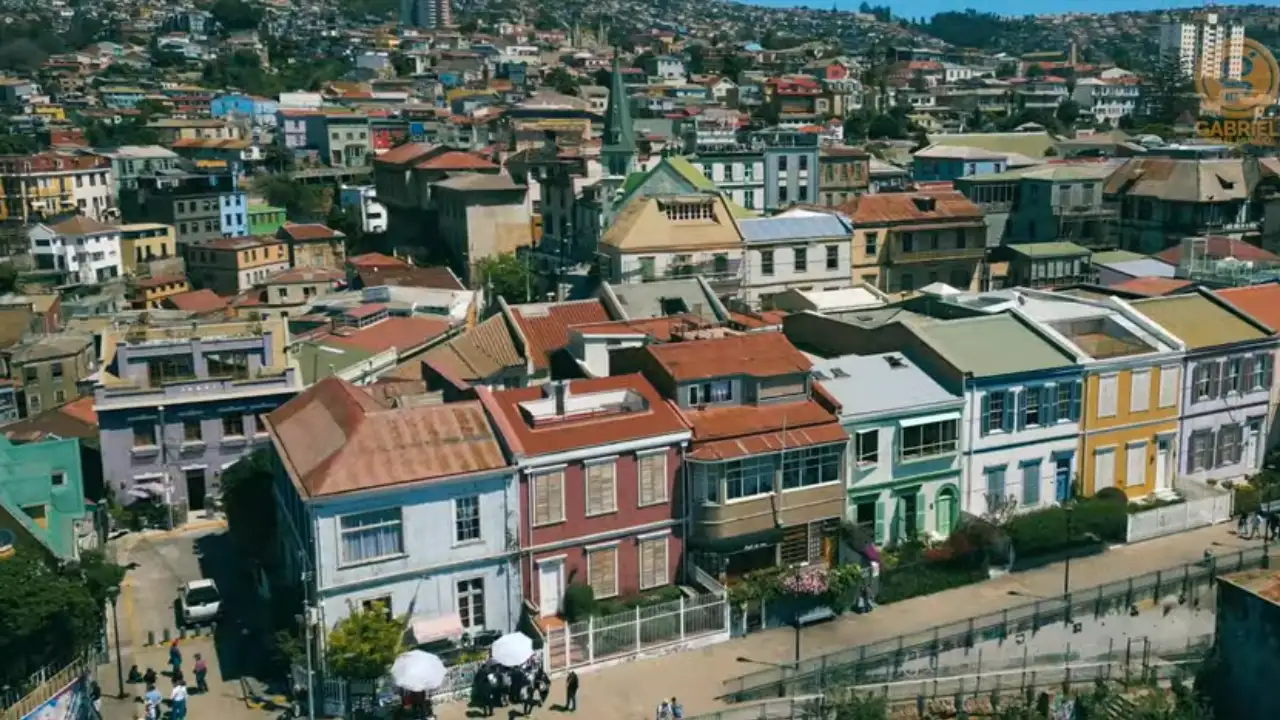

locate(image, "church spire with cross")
(601, 50), (637, 179)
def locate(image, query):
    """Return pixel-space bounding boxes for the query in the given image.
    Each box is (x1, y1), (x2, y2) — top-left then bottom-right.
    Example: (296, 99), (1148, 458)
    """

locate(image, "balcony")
(1053, 204), (1118, 217)
(889, 242), (985, 264)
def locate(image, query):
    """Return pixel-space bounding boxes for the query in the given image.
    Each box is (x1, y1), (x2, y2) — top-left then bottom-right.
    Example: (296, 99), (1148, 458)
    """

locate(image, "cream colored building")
(598, 192), (747, 296)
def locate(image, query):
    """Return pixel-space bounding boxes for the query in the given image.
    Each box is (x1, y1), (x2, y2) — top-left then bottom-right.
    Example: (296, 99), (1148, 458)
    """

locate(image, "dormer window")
(689, 379), (732, 406)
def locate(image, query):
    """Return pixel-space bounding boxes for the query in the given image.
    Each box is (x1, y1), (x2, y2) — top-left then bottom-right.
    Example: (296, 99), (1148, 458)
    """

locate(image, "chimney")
(544, 380), (570, 415)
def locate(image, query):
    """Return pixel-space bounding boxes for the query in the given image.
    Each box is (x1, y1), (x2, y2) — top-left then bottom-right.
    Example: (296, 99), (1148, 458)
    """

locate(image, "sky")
(740, 0), (1236, 19)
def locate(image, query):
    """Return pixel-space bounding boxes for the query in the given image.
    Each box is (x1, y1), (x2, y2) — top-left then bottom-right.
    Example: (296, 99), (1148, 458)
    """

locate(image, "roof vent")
(830, 367), (850, 378)
(884, 355), (906, 369)
(913, 196), (937, 212)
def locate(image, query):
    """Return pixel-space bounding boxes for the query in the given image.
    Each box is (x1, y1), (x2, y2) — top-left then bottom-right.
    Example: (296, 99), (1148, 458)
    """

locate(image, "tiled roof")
(348, 252), (408, 268)
(48, 215), (117, 236)
(570, 315), (711, 341)
(354, 264), (465, 290)
(683, 399), (845, 461)
(1108, 276), (1193, 297)
(323, 316), (451, 356)
(163, 289), (229, 313)
(646, 332), (810, 382)
(1155, 236), (1279, 265)
(1216, 284), (1280, 333)
(481, 374), (688, 457)
(508, 299), (611, 371)
(59, 395), (98, 426)
(265, 267), (344, 284)
(836, 191), (982, 225)
(421, 313), (524, 384)
(267, 377), (507, 498)
(414, 150), (498, 171)
(279, 223), (344, 242)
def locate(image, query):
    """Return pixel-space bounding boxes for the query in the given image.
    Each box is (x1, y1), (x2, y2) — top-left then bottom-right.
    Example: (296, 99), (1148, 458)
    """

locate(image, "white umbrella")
(490, 632), (535, 667)
(390, 650), (447, 692)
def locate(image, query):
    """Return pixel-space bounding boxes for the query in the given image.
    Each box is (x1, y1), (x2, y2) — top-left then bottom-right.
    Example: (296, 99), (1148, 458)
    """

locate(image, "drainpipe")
(963, 373), (976, 518)
(524, 462), (536, 613)
(680, 440), (690, 585)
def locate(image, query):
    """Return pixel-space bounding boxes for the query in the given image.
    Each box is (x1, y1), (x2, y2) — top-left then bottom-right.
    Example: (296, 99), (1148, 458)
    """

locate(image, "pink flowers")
(779, 566), (829, 597)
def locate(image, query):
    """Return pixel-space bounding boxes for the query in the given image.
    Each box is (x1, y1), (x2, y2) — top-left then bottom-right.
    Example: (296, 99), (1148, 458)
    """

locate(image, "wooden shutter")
(639, 537), (667, 590)
(1264, 353), (1275, 390)
(1041, 385), (1056, 424)
(1002, 390), (1016, 432)
(873, 500), (885, 545)
(1243, 356), (1256, 391)
(589, 547), (617, 598)
(914, 491), (926, 538)
(638, 454), (666, 506)
(533, 472), (564, 526)
(1130, 370), (1150, 413)
(1159, 365), (1178, 407)
(980, 393), (991, 436)
(1015, 390), (1027, 431)
(586, 462), (616, 516)
(1208, 361), (1223, 398)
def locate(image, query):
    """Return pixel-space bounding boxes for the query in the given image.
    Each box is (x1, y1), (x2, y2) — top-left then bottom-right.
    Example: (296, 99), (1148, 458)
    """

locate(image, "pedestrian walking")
(656, 698), (671, 720)
(1268, 511), (1280, 541)
(520, 683), (535, 716)
(670, 697), (683, 720)
(1252, 511), (1263, 540)
(170, 679), (188, 720)
(89, 679), (102, 719)
(535, 670), (550, 707)
(565, 671), (579, 712)
(1238, 511), (1250, 536)
(143, 685), (162, 720)
(167, 641), (183, 677)
(192, 655), (208, 694)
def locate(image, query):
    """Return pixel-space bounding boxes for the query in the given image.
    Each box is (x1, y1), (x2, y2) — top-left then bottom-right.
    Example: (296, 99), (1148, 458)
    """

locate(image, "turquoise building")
(0, 435), (90, 561)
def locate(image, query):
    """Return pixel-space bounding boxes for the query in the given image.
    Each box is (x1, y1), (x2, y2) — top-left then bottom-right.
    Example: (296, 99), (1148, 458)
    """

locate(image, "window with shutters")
(1252, 353), (1273, 391)
(1056, 383), (1074, 421)
(637, 452), (667, 507)
(1190, 430), (1213, 472)
(983, 391), (1006, 433)
(1022, 461), (1041, 506)
(587, 545), (618, 598)
(1193, 364), (1212, 400)
(1125, 442), (1146, 487)
(855, 429), (879, 465)
(1129, 369), (1150, 413)
(1094, 448), (1115, 489)
(1024, 387), (1041, 427)
(585, 460), (617, 516)
(1217, 425), (1241, 468)
(532, 471), (565, 526)
(638, 536), (668, 590)
(1158, 365), (1179, 408)
(1097, 374), (1118, 418)
(1225, 358), (1242, 394)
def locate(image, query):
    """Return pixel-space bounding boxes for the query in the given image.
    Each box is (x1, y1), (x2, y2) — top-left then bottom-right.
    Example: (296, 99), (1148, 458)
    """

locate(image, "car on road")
(179, 579), (222, 626)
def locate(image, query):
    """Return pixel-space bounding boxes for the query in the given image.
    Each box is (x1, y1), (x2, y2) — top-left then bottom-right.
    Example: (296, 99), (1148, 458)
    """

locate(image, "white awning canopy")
(899, 411), (962, 428)
(409, 613), (464, 645)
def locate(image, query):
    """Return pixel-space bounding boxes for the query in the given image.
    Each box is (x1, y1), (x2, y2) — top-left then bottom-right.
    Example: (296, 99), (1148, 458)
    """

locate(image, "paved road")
(430, 523), (1257, 720)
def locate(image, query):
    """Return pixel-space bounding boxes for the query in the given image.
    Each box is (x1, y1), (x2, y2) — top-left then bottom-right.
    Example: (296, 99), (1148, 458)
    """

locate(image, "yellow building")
(31, 105), (66, 122)
(0, 152), (113, 224)
(129, 274), (191, 309)
(119, 223), (177, 275)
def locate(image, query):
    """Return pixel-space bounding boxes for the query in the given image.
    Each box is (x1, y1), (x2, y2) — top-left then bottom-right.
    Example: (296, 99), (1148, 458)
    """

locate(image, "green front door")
(936, 488), (957, 537)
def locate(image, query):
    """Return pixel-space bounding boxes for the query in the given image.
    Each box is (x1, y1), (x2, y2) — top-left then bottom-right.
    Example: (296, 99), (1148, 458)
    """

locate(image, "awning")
(687, 422), (848, 462)
(128, 486), (162, 499)
(409, 613), (464, 645)
(687, 527), (784, 554)
(899, 411), (962, 428)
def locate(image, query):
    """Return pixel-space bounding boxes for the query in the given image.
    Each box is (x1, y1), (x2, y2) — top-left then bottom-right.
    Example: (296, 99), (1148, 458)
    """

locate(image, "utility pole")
(1063, 504), (1074, 596)
(301, 569), (316, 720)
(109, 587), (125, 698)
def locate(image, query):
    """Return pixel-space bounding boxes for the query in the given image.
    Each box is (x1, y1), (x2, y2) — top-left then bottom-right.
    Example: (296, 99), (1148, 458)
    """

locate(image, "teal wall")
(0, 435), (88, 560)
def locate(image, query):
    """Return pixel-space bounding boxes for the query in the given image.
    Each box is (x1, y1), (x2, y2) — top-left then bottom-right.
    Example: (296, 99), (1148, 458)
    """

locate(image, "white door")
(1156, 438), (1170, 491)
(1247, 423), (1261, 471)
(537, 559), (564, 618)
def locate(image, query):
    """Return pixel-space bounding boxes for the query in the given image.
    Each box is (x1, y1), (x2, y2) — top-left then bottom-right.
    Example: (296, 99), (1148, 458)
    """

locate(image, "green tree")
(1025, 64), (1046, 79)
(0, 131), (39, 154)
(1143, 55), (1197, 126)
(257, 174), (334, 221)
(0, 262), (17, 293)
(544, 67), (580, 96)
(686, 45), (706, 75)
(476, 253), (532, 305)
(825, 692), (890, 720)
(220, 450), (276, 564)
(326, 603), (403, 681)
(210, 0), (264, 33)
(1056, 99), (1082, 128)
(721, 53), (751, 82)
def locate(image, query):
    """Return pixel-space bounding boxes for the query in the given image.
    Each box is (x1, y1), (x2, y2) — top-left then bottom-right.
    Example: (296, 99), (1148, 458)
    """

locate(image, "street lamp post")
(107, 587), (125, 698)
(1063, 504), (1074, 597)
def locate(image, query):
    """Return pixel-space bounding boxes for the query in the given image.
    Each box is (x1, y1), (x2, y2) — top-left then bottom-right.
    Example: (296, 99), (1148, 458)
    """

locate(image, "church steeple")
(602, 51), (636, 178)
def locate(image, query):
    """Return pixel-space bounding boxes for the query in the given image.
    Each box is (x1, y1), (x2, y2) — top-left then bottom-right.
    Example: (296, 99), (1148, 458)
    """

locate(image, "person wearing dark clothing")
(168, 641), (182, 676)
(521, 683), (536, 716)
(128, 665), (142, 684)
(535, 671), (550, 707)
(142, 668), (158, 688)
(565, 671), (579, 712)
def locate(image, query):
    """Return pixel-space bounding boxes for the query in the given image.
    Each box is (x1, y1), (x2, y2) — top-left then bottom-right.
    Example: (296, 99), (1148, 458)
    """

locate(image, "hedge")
(1004, 498), (1126, 561)
(877, 550), (990, 604)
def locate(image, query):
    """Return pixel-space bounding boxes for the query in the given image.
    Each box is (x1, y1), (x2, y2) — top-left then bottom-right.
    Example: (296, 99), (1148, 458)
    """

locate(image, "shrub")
(1235, 484), (1260, 517)
(1094, 487), (1129, 506)
(877, 547), (988, 604)
(561, 582), (596, 622)
(1003, 498), (1125, 559)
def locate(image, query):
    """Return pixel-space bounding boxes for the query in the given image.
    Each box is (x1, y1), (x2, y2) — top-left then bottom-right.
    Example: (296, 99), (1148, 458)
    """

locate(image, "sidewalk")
(434, 523), (1256, 720)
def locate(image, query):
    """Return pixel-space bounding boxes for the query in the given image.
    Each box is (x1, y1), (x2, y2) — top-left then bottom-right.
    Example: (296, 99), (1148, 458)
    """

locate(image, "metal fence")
(544, 593), (729, 671)
(1, 652), (99, 720)
(309, 659), (482, 717)
(1126, 495), (1233, 543)
(721, 546), (1274, 702)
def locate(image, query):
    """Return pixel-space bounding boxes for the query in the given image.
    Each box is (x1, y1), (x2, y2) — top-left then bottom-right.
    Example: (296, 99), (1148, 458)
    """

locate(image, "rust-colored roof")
(279, 222), (344, 242)
(509, 300), (611, 371)
(1217, 284), (1280, 333)
(414, 150), (498, 171)
(684, 398), (845, 461)
(48, 215), (117, 236)
(570, 315), (711, 341)
(324, 315), (451, 356)
(836, 191), (982, 225)
(60, 395), (98, 426)
(267, 376), (507, 498)
(1108, 276), (1193, 297)
(374, 142), (436, 166)
(164, 289), (229, 313)
(1155, 236), (1279, 265)
(727, 310), (787, 330)
(480, 374), (688, 457)
(348, 252), (407, 268)
(647, 332), (810, 382)
(265, 267), (344, 284)
(345, 303), (387, 319)
(355, 264), (465, 290)
(422, 313), (523, 383)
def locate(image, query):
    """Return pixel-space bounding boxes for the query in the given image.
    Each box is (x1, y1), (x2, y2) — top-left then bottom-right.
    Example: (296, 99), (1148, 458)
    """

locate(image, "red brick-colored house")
(478, 374), (691, 618)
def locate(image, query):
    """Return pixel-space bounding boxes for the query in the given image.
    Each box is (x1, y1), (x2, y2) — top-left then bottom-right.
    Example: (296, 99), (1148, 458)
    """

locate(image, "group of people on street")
(1237, 509), (1280, 541)
(126, 640), (209, 720)
(654, 697), (683, 719)
(473, 657), (554, 716)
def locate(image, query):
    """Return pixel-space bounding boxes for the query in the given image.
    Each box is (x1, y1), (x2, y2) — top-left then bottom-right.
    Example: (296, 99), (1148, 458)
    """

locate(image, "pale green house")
(0, 434), (90, 561)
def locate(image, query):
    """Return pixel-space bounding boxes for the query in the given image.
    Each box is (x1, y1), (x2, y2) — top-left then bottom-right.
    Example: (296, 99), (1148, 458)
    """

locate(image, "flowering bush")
(779, 566), (829, 596)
